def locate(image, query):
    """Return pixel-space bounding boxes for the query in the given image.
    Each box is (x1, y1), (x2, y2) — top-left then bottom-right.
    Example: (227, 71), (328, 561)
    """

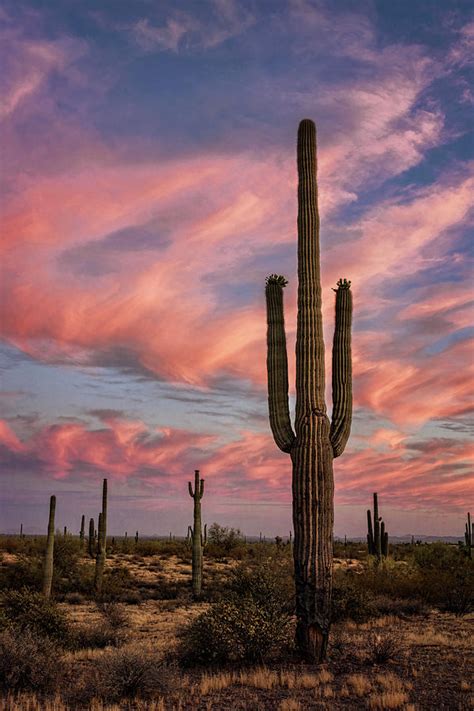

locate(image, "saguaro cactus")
(80, 515), (85, 547)
(94, 478), (108, 592)
(465, 512), (472, 558)
(188, 469), (205, 599)
(265, 119), (352, 662)
(367, 492), (389, 560)
(42, 495), (56, 598)
(88, 518), (95, 558)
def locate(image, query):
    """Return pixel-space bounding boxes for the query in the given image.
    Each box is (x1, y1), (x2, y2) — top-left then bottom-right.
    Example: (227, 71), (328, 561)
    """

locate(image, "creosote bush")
(0, 588), (69, 641)
(0, 628), (62, 693)
(180, 564), (293, 665)
(93, 647), (172, 701)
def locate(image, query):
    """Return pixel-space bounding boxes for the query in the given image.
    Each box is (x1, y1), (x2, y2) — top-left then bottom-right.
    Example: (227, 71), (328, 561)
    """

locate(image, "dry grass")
(279, 700), (301, 711)
(368, 691), (410, 709)
(200, 671), (234, 694)
(346, 673), (372, 696)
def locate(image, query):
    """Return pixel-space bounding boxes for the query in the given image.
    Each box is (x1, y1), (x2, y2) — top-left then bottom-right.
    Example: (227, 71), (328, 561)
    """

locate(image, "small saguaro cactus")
(367, 493), (389, 561)
(80, 515), (85, 547)
(265, 119), (353, 662)
(20, 523), (23, 538)
(94, 478), (108, 592)
(88, 518), (95, 558)
(465, 512), (472, 558)
(135, 531), (139, 544)
(42, 495), (56, 598)
(188, 469), (205, 599)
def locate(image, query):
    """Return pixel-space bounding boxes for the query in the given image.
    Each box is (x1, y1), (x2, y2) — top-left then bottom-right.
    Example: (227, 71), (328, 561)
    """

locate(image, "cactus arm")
(330, 279), (353, 458)
(188, 481), (194, 498)
(265, 275), (296, 453)
(199, 478), (205, 499)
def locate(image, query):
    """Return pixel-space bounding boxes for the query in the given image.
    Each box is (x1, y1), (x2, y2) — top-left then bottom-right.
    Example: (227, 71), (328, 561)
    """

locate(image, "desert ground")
(0, 534), (472, 710)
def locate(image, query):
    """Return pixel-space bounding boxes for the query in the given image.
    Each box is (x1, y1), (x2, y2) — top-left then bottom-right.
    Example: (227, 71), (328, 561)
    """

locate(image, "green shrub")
(332, 573), (378, 622)
(0, 588), (69, 641)
(0, 628), (63, 693)
(180, 597), (292, 665)
(0, 555), (43, 591)
(412, 544), (473, 614)
(180, 564), (293, 665)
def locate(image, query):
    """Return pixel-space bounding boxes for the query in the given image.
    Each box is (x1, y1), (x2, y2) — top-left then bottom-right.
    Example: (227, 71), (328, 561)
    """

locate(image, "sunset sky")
(1, 0), (473, 537)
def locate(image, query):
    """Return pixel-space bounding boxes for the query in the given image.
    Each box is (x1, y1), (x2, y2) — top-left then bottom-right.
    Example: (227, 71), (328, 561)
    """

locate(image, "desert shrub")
(98, 566), (134, 602)
(0, 555), (43, 591)
(372, 595), (428, 617)
(179, 567), (293, 667)
(0, 588), (69, 641)
(97, 601), (129, 629)
(206, 523), (245, 559)
(94, 647), (172, 701)
(0, 628), (63, 693)
(414, 545), (473, 614)
(366, 631), (401, 665)
(360, 560), (421, 600)
(120, 590), (143, 605)
(228, 560), (294, 613)
(71, 622), (124, 650)
(64, 591), (86, 605)
(180, 597), (292, 665)
(332, 573), (377, 622)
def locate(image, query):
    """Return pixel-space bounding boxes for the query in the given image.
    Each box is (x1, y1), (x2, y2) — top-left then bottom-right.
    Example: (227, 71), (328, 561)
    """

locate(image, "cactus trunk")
(265, 120), (352, 662)
(94, 478), (108, 592)
(80, 515), (85, 548)
(42, 495), (56, 598)
(88, 518), (95, 558)
(188, 469), (205, 599)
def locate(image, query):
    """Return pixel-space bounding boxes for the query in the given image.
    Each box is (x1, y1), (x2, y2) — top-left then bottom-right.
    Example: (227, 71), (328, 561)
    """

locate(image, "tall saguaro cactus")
(265, 119), (353, 662)
(94, 478), (108, 592)
(42, 495), (56, 598)
(88, 518), (95, 558)
(188, 469), (205, 599)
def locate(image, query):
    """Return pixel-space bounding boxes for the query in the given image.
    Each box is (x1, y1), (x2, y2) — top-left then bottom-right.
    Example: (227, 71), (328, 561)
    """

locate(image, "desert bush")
(64, 591), (86, 605)
(0, 628), (63, 693)
(205, 523), (246, 559)
(96, 601), (129, 629)
(180, 594), (293, 665)
(228, 560), (294, 612)
(71, 622), (124, 650)
(332, 573), (378, 622)
(98, 565), (134, 602)
(0, 555), (43, 591)
(372, 595), (428, 617)
(366, 631), (401, 665)
(414, 544), (473, 614)
(94, 647), (172, 701)
(0, 588), (69, 641)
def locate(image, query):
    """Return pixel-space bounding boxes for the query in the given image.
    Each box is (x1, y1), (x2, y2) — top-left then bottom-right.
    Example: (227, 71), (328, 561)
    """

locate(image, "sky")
(0, 0), (473, 538)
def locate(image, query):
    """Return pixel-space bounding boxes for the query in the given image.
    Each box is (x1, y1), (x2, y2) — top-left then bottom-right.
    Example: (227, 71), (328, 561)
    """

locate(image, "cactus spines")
(80, 515), (85, 547)
(94, 478), (108, 592)
(265, 119), (353, 662)
(188, 469), (205, 599)
(42, 495), (56, 598)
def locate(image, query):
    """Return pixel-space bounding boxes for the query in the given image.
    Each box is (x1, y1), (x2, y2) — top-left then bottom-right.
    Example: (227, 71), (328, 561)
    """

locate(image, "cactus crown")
(266, 274), (288, 288)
